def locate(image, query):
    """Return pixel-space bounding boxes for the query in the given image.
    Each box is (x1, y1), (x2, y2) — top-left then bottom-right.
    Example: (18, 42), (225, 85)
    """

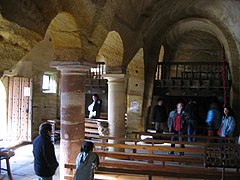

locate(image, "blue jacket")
(33, 134), (59, 177)
(219, 115), (235, 137)
(205, 109), (221, 130)
(168, 110), (189, 132)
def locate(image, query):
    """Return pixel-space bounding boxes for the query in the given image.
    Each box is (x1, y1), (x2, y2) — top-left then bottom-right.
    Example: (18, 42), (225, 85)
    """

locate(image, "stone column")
(51, 61), (89, 179)
(103, 74), (127, 138)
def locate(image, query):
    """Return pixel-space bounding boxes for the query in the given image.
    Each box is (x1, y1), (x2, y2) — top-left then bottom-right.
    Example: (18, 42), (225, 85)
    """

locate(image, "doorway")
(7, 77), (33, 142)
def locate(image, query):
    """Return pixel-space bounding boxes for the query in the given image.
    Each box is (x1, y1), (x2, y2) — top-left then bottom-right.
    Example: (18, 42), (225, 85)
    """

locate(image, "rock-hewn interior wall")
(0, 0), (240, 137)
(126, 49), (145, 135)
(3, 32), (59, 139)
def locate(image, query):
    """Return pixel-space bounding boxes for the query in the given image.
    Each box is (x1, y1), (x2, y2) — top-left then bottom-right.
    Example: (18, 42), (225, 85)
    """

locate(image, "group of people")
(32, 122), (99, 180)
(152, 99), (199, 140)
(152, 98), (236, 142)
(32, 94), (102, 180)
(32, 97), (236, 180)
(32, 93), (102, 180)
(206, 103), (236, 138)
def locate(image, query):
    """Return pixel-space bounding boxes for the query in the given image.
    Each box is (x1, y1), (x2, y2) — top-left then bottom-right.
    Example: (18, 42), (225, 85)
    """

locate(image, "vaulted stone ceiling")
(0, 0), (239, 74)
(0, 15), (41, 72)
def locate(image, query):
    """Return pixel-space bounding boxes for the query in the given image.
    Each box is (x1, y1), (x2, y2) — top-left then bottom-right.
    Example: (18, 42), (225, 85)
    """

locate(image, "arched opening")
(0, 80), (7, 140)
(151, 17), (238, 134)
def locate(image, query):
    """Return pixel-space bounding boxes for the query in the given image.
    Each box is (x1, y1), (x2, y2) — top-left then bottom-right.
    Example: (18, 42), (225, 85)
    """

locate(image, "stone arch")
(98, 31), (124, 73)
(164, 18), (233, 62)
(0, 80), (7, 140)
(162, 18), (239, 110)
(47, 12), (84, 62)
(144, 1), (240, 131)
(0, 0), (114, 65)
(159, 45), (165, 62)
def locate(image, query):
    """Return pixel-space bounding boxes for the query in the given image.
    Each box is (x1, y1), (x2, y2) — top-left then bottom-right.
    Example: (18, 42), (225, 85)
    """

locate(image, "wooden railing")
(86, 62), (106, 79)
(155, 62), (230, 81)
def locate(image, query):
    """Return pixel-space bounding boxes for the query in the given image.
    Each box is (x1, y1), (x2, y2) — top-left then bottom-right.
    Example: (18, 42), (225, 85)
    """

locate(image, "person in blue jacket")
(205, 103), (221, 137)
(33, 123), (59, 180)
(218, 106), (235, 137)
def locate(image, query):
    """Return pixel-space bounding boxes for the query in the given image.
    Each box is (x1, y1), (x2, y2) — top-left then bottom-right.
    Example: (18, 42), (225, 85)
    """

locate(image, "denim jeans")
(187, 121), (196, 142)
(170, 130), (185, 148)
(38, 176), (53, 180)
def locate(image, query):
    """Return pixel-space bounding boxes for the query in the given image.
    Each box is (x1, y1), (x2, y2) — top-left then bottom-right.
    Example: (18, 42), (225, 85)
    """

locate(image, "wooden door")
(7, 77), (33, 141)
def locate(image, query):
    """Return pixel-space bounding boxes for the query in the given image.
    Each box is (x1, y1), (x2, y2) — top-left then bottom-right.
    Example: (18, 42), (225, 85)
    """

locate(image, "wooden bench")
(85, 118), (108, 139)
(64, 136), (239, 179)
(0, 148), (15, 180)
(85, 118), (100, 139)
(132, 131), (235, 143)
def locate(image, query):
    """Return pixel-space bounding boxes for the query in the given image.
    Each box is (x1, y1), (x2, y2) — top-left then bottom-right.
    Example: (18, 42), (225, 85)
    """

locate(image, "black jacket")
(33, 134), (59, 177)
(152, 105), (168, 123)
(93, 99), (102, 118)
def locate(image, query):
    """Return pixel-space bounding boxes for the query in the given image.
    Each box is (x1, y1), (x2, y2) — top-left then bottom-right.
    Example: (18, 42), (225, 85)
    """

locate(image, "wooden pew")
(132, 131), (235, 143)
(85, 118), (108, 139)
(65, 161), (237, 180)
(64, 136), (239, 179)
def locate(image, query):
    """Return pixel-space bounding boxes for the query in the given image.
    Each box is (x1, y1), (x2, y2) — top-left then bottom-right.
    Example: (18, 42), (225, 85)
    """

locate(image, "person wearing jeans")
(168, 102), (189, 156)
(33, 123), (59, 180)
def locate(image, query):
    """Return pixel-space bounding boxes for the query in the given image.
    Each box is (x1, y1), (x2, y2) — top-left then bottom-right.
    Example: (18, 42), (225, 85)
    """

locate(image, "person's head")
(92, 94), (99, 101)
(39, 122), (52, 136)
(157, 98), (163, 106)
(210, 103), (218, 109)
(81, 141), (94, 153)
(176, 102), (184, 113)
(223, 105), (233, 116)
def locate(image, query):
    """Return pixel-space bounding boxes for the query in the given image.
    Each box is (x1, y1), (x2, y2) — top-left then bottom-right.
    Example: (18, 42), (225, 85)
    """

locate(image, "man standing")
(33, 122), (59, 180)
(152, 98), (168, 133)
(185, 100), (199, 142)
(168, 102), (189, 156)
(88, 94), (102, 119)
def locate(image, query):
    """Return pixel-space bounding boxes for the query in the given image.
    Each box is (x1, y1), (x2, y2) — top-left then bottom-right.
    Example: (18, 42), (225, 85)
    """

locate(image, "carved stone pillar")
(103, 74), (127, 138)
(51, 61), (89, 179)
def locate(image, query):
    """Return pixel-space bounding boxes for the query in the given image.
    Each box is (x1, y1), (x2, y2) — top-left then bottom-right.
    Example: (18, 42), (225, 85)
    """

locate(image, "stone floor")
(0, 142), (202, 180)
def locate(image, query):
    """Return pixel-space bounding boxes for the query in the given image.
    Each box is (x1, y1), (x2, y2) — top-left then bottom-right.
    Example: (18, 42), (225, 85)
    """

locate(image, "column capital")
(50, 61), (92, 75)
(102, 74), (128, 82)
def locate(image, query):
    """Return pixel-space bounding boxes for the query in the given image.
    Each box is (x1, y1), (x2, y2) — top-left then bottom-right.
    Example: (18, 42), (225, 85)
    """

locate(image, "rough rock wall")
(0, 0), (240, 132)
(127, 48), (145, 135)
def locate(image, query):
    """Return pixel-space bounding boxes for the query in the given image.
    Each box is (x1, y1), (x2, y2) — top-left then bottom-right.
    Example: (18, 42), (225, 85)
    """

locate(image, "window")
(42, 72), (57, 93)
